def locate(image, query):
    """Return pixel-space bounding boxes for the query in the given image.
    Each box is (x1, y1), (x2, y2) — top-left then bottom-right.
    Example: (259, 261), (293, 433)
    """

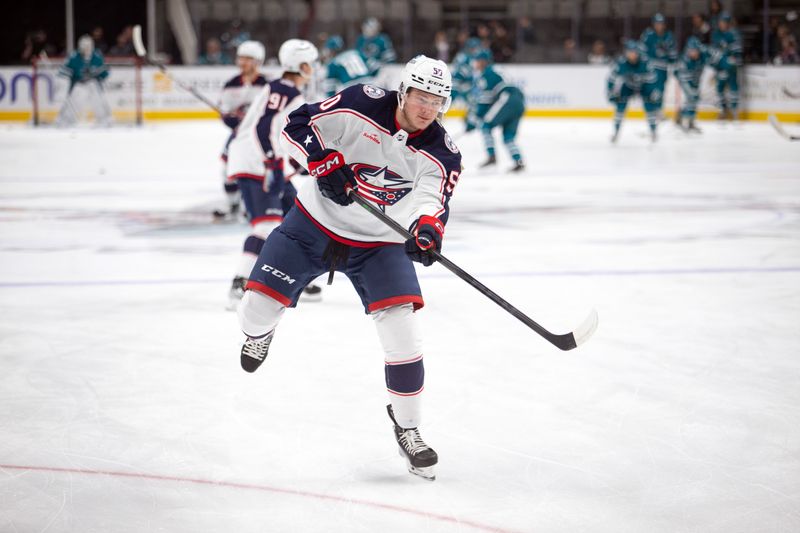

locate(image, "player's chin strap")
(321, 239), (351, 285)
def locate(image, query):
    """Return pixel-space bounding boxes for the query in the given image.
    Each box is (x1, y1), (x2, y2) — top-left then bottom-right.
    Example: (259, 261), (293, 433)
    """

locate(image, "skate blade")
(398, 447), (436, 480)
(407, 464), (436, 481)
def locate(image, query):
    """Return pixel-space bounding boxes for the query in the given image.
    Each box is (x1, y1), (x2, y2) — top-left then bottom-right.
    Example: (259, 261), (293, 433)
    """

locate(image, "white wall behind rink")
(1, 63), (798, 121)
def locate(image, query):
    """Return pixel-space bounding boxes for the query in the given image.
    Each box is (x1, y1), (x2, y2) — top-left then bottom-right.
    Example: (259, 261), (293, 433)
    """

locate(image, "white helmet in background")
(278, 39), (319, 78)
(236, 40), (266, 65)
(398, 55), (452, 113)
(78, 34), (94, 58)
(362, 17), (381, 38)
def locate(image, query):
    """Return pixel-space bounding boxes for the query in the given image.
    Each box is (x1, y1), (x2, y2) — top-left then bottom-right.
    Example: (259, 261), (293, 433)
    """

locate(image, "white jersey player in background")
(213, 40), (268, 220)
(225, 39), (322, 309)
(236, 55), (462, 480)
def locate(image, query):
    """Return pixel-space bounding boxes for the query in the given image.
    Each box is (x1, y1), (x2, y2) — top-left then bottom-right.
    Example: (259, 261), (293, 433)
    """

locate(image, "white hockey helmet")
(236, 40), (266, 64)
(398, 55), (452, 113)
(362, 17), (381, 37)
(78, 34), (94, 58)
(278, 39), (319, 77)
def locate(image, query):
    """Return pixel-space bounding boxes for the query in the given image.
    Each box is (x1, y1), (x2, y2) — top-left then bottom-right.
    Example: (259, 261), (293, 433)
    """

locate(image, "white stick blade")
(572, 309), (599, 347)
(132, 25), (146, 57)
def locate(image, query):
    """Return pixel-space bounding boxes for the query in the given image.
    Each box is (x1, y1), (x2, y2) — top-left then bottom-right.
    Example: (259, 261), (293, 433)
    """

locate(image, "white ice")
(1, 117), (799, 533)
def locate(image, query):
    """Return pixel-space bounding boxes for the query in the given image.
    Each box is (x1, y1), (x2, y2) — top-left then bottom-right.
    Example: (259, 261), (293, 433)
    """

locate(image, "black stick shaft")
(350, 193), (578, 350)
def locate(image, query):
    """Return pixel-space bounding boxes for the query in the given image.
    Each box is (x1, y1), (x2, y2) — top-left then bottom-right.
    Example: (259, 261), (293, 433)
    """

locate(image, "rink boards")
(0, 63), (798, 122)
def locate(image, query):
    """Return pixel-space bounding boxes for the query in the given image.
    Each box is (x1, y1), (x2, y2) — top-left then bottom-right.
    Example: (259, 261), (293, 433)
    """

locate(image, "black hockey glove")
(405, 215), (444, 267)
(307, 149), (357, 206)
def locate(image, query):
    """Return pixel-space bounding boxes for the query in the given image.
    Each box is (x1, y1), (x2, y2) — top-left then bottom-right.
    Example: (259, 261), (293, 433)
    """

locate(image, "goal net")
(31, 55), (143, 126)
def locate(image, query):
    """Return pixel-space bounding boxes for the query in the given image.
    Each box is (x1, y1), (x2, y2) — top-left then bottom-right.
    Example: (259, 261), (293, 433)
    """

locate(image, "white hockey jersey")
(219, 74), (268, 130)
(280, 84), (462, 246)
(227, 78), (306, 181)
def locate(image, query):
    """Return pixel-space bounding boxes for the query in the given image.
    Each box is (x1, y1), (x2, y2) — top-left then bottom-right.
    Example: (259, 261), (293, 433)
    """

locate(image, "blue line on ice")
(1, 266), (798, 288)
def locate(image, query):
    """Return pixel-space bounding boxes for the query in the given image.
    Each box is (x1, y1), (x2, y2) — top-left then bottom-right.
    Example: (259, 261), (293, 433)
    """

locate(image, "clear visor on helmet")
(401, 85), (451, 113)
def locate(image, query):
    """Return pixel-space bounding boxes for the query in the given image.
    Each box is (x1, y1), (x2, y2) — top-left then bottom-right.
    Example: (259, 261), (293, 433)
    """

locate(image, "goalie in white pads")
(225, 39), (322, 309)
(214, 40), (268, 219)
(236, 55), (462, 480)
(55, 35), (112, 127)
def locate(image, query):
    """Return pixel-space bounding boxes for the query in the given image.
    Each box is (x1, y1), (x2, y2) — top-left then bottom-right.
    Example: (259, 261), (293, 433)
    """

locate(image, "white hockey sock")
(373, 304), (424, 428)
(236, 251), (258, 279)
(238, 290), (286, 339)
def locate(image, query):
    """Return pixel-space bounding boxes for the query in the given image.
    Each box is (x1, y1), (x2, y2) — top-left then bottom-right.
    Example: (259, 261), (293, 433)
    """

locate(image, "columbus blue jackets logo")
(351, 163), (412, 211)
(363, 85), (385, 99)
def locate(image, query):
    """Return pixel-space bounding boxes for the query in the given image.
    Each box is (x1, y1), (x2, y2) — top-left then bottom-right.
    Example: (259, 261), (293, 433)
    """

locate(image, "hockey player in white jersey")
(225, 39), (322, 309)
(236, 55), (462, 480)
(214, 40), (268, 220)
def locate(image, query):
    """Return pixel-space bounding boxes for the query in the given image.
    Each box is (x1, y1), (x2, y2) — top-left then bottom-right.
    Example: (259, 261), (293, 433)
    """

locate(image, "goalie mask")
(398, 55), (452, 114)
(278, 39), (319, 79)
(78, 34), (94, 59)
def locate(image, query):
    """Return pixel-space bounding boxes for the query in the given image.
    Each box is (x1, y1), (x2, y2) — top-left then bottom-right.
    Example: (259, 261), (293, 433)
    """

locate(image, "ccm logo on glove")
(308, 152), (342, 177)
(307, 149), (358, 206)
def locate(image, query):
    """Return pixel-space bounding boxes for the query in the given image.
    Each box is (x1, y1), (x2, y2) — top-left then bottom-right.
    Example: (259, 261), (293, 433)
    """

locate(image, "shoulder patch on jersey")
(363, 85), (386, 99)
(444, 133), (459, 154)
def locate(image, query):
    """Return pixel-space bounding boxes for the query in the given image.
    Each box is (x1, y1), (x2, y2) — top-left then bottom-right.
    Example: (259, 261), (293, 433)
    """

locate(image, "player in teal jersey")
(322, 36), (378, 97)
(55, 35), (111, 127)
(710, 12), (742, 120)
(451, 38), (483, 133)
(607, 40), (659, 142)
(356, 17), (396, 68)
(471, 49), (525, 172)
(676, 37), (708, 133)
(639, 13), (677, 114)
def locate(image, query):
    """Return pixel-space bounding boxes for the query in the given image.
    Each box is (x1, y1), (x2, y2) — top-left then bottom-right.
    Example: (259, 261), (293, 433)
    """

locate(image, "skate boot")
(610, 129), (620, 143)
(479, 155), (497, 168)
(213, 202), (240, 221)
(687, 119), (702, 133)
(300, 283), (323, 302)
(387, 404), (438, 481)
(509, 160), (526, 173)
(240, 329), (275, 373)
(649, 129), (658, 143)
(226, 276), (247, 311)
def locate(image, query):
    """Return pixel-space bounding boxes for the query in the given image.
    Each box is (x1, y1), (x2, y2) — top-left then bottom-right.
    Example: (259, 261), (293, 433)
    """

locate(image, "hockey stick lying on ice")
(768, 114), (800, 141)
(349, 192), (598, 351)
(132, 25), (223, 114)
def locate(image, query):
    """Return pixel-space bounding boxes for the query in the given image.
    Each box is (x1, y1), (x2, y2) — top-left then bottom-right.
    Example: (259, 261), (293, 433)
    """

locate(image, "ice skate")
(240, 329), (275, 373)
(610, 129), (620, 143)
(479, 155), (497, 168)
(226, 276), (247, 311)
(387, 404), (437, 481)
(299, 283), (323, 302)
(213, 202), (240, 222)
(687, 120), (702, 133)
(509, 160), (526, 173)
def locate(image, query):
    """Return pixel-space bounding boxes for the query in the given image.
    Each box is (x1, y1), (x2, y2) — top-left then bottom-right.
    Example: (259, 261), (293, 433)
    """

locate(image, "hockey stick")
(132, 25), (222, 114)
(349, 192), (598, 351)
(768, 114), (800, 141)
(782, 87), (800, 99)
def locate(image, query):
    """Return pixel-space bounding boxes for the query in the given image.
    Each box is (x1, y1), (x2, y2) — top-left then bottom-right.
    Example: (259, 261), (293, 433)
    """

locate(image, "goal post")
(31, 55), (143, 126)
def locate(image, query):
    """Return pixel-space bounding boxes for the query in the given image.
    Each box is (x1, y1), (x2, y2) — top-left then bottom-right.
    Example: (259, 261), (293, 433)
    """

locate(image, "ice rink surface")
(1, 117), (799, 532)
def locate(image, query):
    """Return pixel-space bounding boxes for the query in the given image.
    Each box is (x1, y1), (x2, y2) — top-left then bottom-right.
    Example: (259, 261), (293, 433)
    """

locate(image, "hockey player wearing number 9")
(236, 55), (462, 480)
(225, 39), (323, 310)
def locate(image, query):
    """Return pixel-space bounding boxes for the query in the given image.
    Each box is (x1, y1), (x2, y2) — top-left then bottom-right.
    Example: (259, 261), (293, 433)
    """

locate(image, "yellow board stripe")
(2, 109), (799, 122)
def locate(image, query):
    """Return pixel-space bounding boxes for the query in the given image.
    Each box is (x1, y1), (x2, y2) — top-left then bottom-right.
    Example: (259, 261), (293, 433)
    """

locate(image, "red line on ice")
(0, 463), (516, 533)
